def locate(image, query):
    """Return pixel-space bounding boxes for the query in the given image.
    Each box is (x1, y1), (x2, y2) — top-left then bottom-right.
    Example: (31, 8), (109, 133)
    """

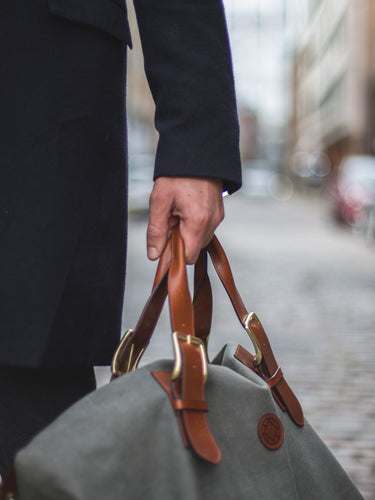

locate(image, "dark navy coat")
(0, 0), (241, 367)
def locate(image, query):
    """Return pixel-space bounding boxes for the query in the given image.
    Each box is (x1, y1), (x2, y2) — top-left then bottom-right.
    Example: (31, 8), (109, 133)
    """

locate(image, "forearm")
(133, 0), (242, 193)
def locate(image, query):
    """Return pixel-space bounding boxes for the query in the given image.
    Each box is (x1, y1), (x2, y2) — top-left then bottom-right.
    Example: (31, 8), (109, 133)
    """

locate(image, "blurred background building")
(125, 0), (375, 221)
(291, 0), (375, 183)
(125, 0), (310, 205)
(224, 0), (308, 164)
(125, 0), (310, 159)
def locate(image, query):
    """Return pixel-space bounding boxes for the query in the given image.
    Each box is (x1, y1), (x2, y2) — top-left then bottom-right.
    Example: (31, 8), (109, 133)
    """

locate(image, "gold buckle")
(171, 332), (208, 383)
(111, 329), (145, 376)
(243, 313), (263, 367)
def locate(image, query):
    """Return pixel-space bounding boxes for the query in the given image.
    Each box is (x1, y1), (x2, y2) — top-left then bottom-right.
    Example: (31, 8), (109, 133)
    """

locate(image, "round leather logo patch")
(258, 413), (284, 451)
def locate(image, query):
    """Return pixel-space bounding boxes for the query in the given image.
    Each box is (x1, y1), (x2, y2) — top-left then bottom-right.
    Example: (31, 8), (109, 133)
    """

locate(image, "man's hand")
(147, 177), (224, 264)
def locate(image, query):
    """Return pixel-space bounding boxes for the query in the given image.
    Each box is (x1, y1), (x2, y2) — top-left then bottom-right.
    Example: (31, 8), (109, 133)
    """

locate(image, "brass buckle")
(111, 329), (145, 376)
(243, 313), (263, 367)
(171, 332), (208, 383)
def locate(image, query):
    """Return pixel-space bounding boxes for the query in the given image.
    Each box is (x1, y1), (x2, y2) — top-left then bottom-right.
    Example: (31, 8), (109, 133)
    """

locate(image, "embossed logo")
(258, 413), (284, 450)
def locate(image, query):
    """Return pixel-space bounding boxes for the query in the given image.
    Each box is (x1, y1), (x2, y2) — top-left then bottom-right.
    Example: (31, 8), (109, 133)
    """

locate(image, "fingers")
(178, 200), (222, 264)
(147, 177), (224, 264)
(147, 187), (176, 261)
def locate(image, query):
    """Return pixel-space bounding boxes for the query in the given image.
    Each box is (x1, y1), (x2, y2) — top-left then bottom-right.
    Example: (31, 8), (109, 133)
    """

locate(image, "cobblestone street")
(121, 191), (375, 499)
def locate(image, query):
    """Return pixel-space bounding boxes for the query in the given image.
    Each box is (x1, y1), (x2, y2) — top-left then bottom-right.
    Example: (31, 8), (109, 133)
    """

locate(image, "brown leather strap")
(234, 345), (304, 426)
(114, 229), (220, 462)
(173, 399), (208, 411)
(155, 229), (212, 342)
(111, 272), (169, 378)
(193, 251), (212, 347)
(152, 238), (172, 291)
(151, 371), (190, 447)
(113, 229), (212, 377)
(111, 261), (212, 378)
(175, 339), (221, 464)
(206, 236), (248, 322)
(206, 237), (304, 426)
(166, 228), (221, 463)
(168, 228), (194, 335)
(152, 364), (221, 465)
(266, 367), (284, 389)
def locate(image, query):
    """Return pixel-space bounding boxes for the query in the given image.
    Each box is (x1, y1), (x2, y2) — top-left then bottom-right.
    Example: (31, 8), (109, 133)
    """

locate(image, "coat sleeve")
(132, 0), (242, 194)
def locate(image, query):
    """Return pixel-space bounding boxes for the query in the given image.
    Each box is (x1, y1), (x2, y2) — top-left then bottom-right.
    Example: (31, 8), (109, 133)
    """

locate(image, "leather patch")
(258, 414), (284, 451)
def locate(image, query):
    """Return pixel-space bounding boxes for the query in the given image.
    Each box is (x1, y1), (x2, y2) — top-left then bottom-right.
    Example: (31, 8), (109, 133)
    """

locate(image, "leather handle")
(153, 234), (213, 344)
(113, 230), (267, 377)
(168, 227), (194, 336)
(111, 230), (249, 377)
(206, 236), (248, 323)
(165, 228), (221, 463)
(193, 251), (212, 345)
(111, 228), (304, 427)
(111, 230), (212, 378)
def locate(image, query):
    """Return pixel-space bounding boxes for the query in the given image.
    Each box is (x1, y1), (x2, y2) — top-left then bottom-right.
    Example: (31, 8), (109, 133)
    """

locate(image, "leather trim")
(174, 400), (209, 412)
(193, 252), (212, 347)
(168, 229), (194, 336)
(266, 367), (284, 388)
(258, 413), (284, 451)
(177, 341), (221, 464)
(152, 370), (190, 447)
(153, 242), (212, 347)
(152, 369), (221, 465)
(235, 345), (304, 427)
(48, 0), (132, 46)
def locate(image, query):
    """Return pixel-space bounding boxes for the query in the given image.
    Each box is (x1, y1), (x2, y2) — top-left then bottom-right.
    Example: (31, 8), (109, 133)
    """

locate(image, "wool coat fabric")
(0, 0), (241, 367)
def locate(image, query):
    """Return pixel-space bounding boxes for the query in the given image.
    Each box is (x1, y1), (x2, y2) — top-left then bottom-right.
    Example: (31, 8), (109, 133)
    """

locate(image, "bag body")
(1, 229), (363, 499)
(14, 343), (361, 500)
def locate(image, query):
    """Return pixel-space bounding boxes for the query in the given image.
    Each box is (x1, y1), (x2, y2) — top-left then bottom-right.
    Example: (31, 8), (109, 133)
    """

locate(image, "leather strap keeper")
(266, 367), (284, 389)
(173, 399), (209, 412)
(152, 370), (219, 463)
(235, 345), (304, 427)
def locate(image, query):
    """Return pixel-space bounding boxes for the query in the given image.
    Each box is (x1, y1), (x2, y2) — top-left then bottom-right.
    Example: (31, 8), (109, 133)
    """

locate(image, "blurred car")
(330, 155), (375, 228)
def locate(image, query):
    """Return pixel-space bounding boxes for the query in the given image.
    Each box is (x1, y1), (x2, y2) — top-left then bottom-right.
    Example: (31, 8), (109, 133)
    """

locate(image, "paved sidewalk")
(121, 191), (375, 499)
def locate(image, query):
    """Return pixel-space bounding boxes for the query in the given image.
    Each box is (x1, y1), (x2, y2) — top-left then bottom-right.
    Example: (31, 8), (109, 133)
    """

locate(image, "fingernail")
(148, 247), (159, 260)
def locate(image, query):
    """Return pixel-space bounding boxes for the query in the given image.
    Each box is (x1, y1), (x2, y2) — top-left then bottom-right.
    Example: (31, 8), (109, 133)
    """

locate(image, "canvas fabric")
(15, 343), (363, 500)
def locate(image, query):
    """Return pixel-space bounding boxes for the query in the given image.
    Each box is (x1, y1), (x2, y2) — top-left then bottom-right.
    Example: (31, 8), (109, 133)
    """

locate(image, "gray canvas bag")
(1, 229), (363, 500)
